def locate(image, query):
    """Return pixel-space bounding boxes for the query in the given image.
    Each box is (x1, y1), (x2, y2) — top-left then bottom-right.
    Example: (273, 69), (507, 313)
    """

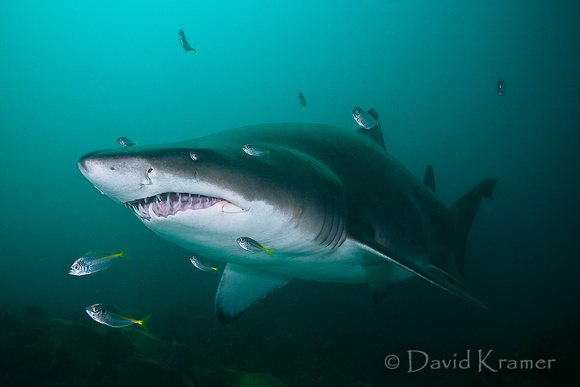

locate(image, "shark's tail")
(450, 178), (498, 277)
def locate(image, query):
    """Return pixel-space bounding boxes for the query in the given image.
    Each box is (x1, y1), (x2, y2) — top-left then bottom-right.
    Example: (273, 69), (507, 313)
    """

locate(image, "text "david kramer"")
(406, 350), (555, 373)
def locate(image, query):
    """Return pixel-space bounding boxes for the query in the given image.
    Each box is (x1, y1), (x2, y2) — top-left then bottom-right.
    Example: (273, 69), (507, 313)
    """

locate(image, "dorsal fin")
(423, 164), (436, 193)
(367, 108), (379, 122)
(357, 108), (386, 150)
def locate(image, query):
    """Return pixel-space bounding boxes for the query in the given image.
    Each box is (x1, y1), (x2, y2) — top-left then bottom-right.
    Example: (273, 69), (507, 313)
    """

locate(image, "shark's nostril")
(141, 168), (153, 186)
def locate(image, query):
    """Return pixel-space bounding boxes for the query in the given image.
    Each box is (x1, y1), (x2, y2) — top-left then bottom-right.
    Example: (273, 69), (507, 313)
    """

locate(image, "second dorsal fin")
(423, 164), (436, 193)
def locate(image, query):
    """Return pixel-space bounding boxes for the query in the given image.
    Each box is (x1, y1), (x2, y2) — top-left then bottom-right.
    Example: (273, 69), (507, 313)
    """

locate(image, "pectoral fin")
(352, 233), (487, 309)
(215, 263), (289, 324)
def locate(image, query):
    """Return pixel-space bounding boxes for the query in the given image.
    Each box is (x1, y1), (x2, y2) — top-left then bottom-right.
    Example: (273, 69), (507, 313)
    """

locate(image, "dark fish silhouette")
(496, 78), (507, 96)
(178, 29), (199, 55)
(298, 92), (306, 107)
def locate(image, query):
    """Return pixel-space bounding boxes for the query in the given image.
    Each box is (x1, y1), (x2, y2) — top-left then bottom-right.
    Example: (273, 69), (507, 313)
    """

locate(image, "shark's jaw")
(123, 192), (242, 220)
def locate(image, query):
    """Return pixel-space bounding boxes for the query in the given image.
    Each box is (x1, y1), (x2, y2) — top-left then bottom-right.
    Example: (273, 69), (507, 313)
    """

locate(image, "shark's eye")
(190, 152), (198, 161)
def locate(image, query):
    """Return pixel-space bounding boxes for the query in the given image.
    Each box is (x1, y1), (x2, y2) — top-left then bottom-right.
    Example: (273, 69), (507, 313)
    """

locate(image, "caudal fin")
(450, 178), (498, 276)
(139, 315), (152, 332)
(119, 248), (131, 260)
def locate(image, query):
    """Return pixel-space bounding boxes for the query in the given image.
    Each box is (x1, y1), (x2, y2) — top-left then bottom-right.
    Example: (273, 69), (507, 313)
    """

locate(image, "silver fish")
(190, 256), (221, 273)
(352, 106), (379, 129)
(68, 249), (129, 276)
(117, 137), (136, 147)
(86, 303), (150, 331)
(242, 144), (270, 157)
(236, 237), (274, 258)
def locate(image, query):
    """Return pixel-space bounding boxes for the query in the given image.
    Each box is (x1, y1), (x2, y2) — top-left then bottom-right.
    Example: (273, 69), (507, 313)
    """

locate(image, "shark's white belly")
(145, 211), (412, 284)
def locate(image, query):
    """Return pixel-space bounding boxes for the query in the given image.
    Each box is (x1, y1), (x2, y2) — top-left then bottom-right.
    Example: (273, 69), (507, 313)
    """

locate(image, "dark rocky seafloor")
(0, 306), (286, 387)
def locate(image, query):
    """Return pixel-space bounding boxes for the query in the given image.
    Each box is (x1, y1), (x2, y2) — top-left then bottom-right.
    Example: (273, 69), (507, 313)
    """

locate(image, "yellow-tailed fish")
(178, 29), (199, 55)
(242, 144), (270, 157)
(86, 303), (151, 332)
(236, 237), (275, 258)
(190, 256), (221, 273)
(69, 248), (130, 276)
(352, 106), (379, 129)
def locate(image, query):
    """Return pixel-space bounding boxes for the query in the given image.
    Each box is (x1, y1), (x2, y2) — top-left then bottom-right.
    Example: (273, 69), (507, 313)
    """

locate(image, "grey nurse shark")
(78, 114), (497, 324)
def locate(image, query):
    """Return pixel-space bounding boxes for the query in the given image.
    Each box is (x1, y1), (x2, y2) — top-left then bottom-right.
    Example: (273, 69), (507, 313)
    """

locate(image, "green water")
(1, 1), (579, 385)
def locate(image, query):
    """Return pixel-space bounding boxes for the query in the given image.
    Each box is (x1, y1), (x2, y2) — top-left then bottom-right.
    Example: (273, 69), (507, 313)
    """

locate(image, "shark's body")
(79, 121), (496, 323)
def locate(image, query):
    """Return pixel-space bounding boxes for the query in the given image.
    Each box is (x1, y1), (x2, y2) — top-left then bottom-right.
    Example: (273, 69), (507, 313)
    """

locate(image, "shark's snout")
(78, 151), (102, 174)
(78, 150), (157, 203)
(78, 148), (245, 216)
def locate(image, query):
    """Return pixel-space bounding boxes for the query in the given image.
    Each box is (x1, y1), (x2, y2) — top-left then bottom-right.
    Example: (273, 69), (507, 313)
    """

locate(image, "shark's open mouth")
(124, 192), (228, 220)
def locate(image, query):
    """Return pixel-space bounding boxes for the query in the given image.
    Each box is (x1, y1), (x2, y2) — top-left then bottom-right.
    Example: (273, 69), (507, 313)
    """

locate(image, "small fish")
(352, 106), (379, 129)
(236, 237), (275, 258)
(496, 78), (507, 96)
(178, 29), (199, 55)
(190, 256), (221, 273)
(68, 249), (129, 276)
(117, 137), (136, 147)
(298, 92), (307, 107)
(243, 144), (270, 157)
(86, 303), (150, 331)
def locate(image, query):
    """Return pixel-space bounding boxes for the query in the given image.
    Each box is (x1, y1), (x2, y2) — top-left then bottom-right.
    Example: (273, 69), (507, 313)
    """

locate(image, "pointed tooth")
(166, 193), (170, 216)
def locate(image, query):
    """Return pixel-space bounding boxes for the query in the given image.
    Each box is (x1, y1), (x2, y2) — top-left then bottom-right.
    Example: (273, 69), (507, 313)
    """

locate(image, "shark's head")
(78, 130), (346, 266)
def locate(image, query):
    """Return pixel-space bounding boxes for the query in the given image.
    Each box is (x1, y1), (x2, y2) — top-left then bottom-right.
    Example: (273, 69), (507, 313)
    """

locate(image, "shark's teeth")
(124, 193), (225, 220)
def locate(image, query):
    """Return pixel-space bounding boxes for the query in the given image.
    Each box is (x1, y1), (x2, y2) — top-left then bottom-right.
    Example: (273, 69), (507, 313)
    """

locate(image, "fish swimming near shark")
(178, 29), (199, 55)
(78, 111), (497, 324)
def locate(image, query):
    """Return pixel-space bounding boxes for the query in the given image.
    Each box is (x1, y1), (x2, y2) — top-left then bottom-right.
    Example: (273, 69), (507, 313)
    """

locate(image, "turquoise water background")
(1, 1), (579, 385)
